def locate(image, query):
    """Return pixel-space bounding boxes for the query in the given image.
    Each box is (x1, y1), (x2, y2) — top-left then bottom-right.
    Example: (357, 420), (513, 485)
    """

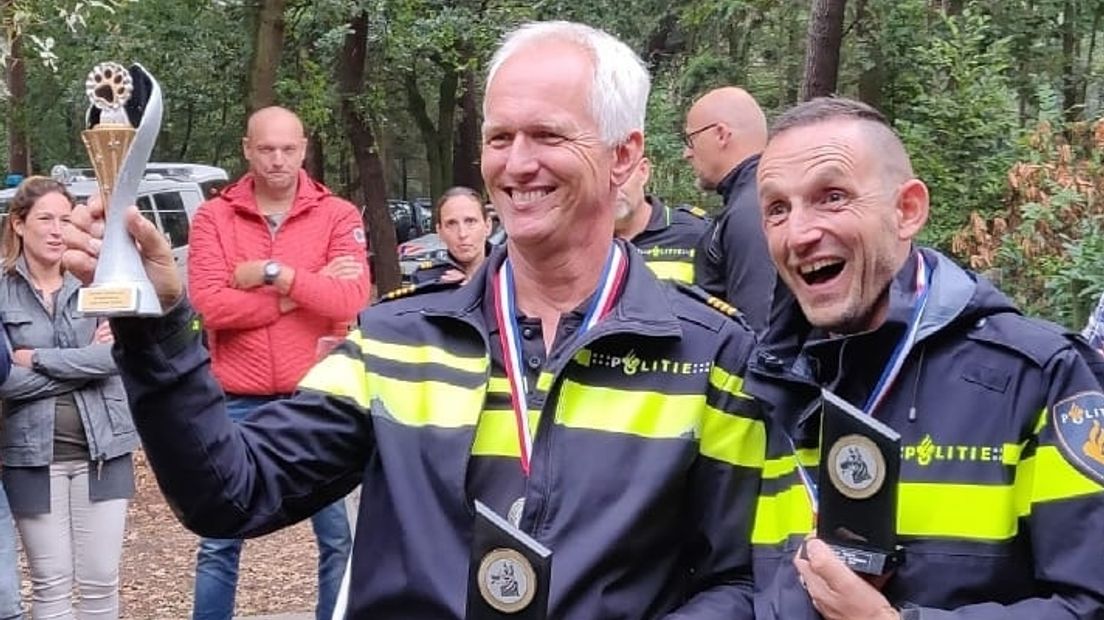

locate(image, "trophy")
(466, 501), (551, 619)
(77, 62), (163, 316)
(816, 389), (904, 576)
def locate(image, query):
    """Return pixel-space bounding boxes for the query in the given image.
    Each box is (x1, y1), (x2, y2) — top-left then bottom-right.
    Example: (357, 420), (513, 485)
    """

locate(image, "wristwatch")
(263, 260), (281, 285)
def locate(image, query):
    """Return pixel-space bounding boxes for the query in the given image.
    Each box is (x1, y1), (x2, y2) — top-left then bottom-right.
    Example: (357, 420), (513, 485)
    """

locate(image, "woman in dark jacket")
(0, 177), (138, 619)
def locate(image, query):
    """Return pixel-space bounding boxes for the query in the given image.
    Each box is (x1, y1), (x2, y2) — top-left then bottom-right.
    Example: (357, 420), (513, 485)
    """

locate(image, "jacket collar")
(641, 195), (670, 234)
(221, 169), (331, 218)
(12, 254), (82, 304)
(752, 246), (976, 383)
(716, 153), (761, 203)
(423, 239), (684, 341)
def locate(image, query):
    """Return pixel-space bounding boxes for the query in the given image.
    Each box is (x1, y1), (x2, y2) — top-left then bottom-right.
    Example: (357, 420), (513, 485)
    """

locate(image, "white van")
(0, 162), (230, 281)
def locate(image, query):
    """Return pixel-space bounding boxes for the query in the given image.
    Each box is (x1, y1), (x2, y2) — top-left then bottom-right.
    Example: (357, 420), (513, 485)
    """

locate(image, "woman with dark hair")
(0, 176), (136, 619)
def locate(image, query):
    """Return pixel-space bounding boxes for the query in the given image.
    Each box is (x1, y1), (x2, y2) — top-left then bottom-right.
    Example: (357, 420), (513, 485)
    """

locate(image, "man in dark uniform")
(614, 156), (709, 284)
(63, 21), (763, 619)
(411, 186), (491, 285)
(684, 86), (775, 333)
(747, 97), (1104, 620)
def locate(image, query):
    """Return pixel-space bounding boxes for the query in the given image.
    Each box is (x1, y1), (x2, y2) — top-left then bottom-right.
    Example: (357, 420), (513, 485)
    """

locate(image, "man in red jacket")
(185, 106), (370, 620)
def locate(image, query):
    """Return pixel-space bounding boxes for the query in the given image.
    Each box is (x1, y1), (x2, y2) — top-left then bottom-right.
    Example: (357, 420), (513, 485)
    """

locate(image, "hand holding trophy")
(77, 61), (164, 316)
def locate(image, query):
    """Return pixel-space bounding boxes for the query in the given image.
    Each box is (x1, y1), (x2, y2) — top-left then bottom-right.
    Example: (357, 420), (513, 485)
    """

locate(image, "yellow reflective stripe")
(1002, 442), (1024, 466)
(299, 352), (370, 408)
(471, 409), (541, 457)
(645, 260), (694, 283)
(752, 485), (814, 545)
(354, 334), (488, 375)
(537, 372), (553, 392)
(555, 380), (701, 438)
(491, 374), (552, 393)
(1032, 408), (1047, 436)
(709, 365), (752, 401)
(367, 374), (482, 428)
(762, 449), (819, 480)
(487, 376), (509, 393)
(700, 407), (765, 468)
(1018, 445), (1101, 507)
(897, 483), (1017, 539)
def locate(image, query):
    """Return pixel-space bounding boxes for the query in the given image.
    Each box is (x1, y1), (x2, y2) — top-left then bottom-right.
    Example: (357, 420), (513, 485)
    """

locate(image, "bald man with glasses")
(683, 87), (778, 333)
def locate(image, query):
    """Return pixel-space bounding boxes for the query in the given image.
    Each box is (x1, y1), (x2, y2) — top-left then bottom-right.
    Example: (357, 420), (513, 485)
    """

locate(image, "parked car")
(0, 162), (230, 282)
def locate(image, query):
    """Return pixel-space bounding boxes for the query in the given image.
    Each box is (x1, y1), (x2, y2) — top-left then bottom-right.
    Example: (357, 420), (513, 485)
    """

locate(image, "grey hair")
(484, 21), (650, 146)
(770, 97), (891, 138)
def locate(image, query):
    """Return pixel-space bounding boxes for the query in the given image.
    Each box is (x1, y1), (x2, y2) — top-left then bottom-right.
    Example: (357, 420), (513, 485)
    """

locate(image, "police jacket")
(693, 155), (777, 333)
(630, 196), (709, 284)
(745, 247), (1104, 619)
(111, 240), (764, 619)
(409, 243), (492, 286)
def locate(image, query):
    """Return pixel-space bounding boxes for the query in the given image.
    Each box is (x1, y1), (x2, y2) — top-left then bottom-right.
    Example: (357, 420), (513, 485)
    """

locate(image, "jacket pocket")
(103, 394), (136, 437)
(0, 310), (34, 348)
(0, 405), (32, 448)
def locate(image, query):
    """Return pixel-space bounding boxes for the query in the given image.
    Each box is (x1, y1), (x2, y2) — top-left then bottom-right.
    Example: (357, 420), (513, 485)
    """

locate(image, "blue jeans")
(0, 481), (23, 620)
(192, 396), (351, 620)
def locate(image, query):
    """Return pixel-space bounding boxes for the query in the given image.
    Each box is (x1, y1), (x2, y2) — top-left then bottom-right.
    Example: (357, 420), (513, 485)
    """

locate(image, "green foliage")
(891, 10), (1024, 250)
(645, 77), (709, 210)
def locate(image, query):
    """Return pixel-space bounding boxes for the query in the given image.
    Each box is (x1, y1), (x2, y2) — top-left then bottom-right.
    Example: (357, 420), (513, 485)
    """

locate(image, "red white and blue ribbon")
(792, 252), (932, 516)
(863, 252), (931, 415)
(492, 243), (627, 476)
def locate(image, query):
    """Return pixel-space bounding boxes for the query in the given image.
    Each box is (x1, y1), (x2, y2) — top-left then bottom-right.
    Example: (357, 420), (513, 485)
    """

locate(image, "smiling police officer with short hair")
(746, 97), (1104, 620)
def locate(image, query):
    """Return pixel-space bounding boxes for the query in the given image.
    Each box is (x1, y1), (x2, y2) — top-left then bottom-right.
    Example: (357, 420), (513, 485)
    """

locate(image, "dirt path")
(17, 450), (319, 619)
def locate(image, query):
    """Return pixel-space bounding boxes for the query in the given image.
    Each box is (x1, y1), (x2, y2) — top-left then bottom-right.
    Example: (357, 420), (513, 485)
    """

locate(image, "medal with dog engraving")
(816, 390), (904, 576)
(467, 501), (550, 619)
(478, 548), (537, 613)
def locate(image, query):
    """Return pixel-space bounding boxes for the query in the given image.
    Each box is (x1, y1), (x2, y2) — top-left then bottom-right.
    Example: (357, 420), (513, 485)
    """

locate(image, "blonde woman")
(0, 177), (137, 619)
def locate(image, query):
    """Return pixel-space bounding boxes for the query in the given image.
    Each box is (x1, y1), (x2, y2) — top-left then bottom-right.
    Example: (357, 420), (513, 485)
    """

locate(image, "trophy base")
(826, 543), (904, 576)
(78, 283), (161, 316)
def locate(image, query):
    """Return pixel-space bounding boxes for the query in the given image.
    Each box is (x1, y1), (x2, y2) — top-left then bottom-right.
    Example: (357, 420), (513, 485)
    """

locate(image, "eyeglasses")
(682, 123), (719, 148)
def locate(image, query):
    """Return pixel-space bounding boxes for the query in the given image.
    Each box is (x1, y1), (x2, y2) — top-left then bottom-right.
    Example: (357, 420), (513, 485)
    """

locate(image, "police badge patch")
(1052, 391), (1104, 484)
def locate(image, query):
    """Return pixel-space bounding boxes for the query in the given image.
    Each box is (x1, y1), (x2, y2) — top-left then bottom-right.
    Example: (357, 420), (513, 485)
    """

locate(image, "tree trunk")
(1085, 3), (1102, 110)
(404, 65), (460, 205)
(306, 130), (325, 183)
(783, 6), (805, 105)
(800, 0), (848, 101)
(1060, 0), (1082, 125)
(5, 17), (30, 176)
(854, 0), (885, 111)
(435, 68), (458, 199)
(177, 100), (194, 160)
(452, 68), (483, 194)
(337, 12), (400, 296)
(247, 0), (287, 115)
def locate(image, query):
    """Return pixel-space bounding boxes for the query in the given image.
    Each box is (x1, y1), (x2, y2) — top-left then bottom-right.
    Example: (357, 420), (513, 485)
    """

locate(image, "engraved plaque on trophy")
(77, 61), (163, 316)
(466, 501), (551, 619)
(817, 389), (904, 576)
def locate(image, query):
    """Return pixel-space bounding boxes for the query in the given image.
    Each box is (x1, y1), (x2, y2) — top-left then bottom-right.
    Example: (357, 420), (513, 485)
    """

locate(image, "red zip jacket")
(188, 170), (371, 395)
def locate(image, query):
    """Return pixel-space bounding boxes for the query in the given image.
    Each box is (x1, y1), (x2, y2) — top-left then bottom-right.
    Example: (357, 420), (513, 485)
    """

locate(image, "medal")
(478, 547), (538, 613)
(492, 243), (627, 476)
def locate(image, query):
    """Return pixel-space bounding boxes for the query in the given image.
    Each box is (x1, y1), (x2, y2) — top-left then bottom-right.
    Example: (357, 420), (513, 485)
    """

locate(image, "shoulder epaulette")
(379, 279), (461, 303)
(676, 204), (710, 219)
(674, 282), (743, 319)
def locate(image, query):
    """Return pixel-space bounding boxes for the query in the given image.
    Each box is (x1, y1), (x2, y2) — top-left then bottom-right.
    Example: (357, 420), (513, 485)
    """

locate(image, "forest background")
(3, 0), (1103, 326)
